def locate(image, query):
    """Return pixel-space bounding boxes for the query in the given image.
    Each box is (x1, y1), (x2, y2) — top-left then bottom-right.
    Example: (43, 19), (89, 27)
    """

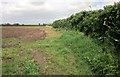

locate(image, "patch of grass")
(58, 31), (118, 75)
(2, 38), (22, 48)
(31, 32), (92, 75)
(2, 38), (40, 75)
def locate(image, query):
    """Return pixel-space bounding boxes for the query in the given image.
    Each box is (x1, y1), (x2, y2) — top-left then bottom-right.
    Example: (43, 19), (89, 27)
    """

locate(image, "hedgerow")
(52, 2), (120, 75)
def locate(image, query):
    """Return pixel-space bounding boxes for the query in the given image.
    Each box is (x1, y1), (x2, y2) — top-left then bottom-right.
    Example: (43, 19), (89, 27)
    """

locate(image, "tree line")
(1, 23), (48, 26)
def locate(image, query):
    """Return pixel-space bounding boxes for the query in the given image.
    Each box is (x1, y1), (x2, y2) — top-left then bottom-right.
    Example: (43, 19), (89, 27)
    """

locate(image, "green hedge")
(52, 2), (120, 75)
(52, 2), (120, 55)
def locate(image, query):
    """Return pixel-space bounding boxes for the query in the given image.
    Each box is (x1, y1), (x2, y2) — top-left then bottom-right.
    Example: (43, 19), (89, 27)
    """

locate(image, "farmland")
(1, 1), (120, 75)
(2, 25), (118, 75)
(2, 26), (93, 75)
(2, 26), (46, 41)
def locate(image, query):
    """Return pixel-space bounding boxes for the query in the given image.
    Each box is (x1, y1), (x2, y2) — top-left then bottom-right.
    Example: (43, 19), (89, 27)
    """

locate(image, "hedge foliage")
(52, 2), (120, 74)
(52, 2), (120, 54)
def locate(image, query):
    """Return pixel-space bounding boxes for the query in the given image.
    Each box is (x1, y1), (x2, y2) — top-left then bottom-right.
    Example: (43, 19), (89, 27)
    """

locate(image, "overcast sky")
(0, 0), (120, 24)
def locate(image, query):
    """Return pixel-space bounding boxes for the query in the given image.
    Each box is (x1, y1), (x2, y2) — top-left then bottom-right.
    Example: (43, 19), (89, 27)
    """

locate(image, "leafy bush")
(52, 2), (120, 53)
(52, 2), (120, 75)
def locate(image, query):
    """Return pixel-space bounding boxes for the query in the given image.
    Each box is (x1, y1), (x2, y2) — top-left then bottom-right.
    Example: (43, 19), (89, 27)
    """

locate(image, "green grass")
(2, 38), (40, 75)
(58, 30), (117, 75)
(33, 37), (92, 74)
(2, 29), (117, 75)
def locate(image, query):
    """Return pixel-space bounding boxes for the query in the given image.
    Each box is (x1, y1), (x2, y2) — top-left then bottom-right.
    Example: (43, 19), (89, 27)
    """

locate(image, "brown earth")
(2, 26), (47, 41)
(1, 26), (59, 41)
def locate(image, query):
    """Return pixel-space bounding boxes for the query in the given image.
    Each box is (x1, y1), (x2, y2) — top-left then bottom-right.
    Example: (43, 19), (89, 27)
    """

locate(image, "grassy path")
(2, 26), (98, 75)
(30, 31), (92, 75)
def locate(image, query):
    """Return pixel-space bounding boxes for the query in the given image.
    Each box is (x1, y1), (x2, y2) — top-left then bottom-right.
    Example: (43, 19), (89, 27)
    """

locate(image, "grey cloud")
(2, 6), (83, 24)
(1, 2), (8, 4)
(2, 8), (73, 24)
(29, 0), (47, 6)
(30, 2), (45, 6)
(2, 0), (117, 24)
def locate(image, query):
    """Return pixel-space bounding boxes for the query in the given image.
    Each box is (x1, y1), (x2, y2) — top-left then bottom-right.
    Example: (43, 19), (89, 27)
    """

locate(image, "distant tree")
(6, 23), (11, 26)
(13, 23), (19, 26)
(39, 23), (41, 26)
(22, 24), (24, 26)
(43, 23), (47, 26)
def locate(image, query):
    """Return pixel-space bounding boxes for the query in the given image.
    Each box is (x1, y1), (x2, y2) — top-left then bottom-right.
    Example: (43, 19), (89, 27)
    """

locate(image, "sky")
(0, 0), (120, 24)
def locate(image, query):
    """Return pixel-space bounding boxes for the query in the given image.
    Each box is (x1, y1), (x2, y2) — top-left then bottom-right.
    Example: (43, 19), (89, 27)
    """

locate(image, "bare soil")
(2, 26), (46, 41)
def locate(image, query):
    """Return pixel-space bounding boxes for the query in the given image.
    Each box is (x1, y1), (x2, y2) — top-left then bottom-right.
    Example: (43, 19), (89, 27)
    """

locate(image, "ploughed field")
(2, 26), (46, 41)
